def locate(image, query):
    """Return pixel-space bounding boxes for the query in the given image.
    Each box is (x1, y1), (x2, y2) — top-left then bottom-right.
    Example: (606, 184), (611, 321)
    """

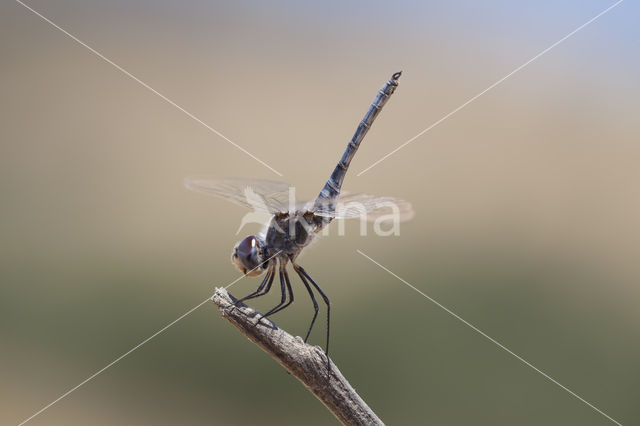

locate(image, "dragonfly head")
(232, 235), (266, 277)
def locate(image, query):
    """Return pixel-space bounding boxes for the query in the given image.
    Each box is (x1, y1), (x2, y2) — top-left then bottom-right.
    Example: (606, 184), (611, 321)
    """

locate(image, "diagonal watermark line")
(357, 0), (624, 176)
(18, 250), (281, 425)
(15, 0), (283, 177)
(356, 249), (623, 426)
(17, 298), (210, 426)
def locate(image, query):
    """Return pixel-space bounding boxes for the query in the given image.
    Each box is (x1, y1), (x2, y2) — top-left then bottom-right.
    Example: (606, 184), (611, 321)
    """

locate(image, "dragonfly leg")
(233, 264), (276, 306)
(261, 266), (294, 318)
(296, 264), (331, 369)
(293, 264), (319, 343)
(251, 264), (294, 328)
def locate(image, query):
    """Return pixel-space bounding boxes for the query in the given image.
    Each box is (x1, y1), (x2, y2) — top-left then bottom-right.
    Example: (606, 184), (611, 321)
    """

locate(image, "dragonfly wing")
(184, 177), (292, 213)
(313, 193), (414, 222)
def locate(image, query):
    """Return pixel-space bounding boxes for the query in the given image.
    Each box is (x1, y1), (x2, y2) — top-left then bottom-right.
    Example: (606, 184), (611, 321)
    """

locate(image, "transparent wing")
(312, 193), (414, 222)
(184, 177), (292, 213)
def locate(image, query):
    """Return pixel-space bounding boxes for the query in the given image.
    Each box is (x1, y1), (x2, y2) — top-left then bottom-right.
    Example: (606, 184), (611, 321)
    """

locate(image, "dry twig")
(211, 288), (384, 426)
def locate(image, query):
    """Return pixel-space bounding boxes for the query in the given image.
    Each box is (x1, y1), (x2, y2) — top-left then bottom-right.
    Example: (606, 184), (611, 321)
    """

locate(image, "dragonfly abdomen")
(313, 72), (402, 218)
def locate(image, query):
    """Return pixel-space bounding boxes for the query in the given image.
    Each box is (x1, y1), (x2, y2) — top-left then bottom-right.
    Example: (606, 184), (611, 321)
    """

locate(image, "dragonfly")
(186, 71), (412, 365)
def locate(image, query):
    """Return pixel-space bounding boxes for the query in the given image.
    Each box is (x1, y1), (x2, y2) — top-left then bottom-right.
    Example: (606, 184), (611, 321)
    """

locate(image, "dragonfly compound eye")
(232, 236), (264, 276)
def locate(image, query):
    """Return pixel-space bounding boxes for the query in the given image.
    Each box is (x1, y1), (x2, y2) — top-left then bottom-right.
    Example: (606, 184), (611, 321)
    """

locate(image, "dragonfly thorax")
(264, 211), (323, 258)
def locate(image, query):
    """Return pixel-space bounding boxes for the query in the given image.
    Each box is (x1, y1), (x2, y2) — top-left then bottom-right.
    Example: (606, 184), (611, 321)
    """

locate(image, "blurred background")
(1, 0), (639, 424)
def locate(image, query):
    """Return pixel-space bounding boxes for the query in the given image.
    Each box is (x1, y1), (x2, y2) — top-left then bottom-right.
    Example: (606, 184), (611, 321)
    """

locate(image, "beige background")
(1, 1), (638, 425)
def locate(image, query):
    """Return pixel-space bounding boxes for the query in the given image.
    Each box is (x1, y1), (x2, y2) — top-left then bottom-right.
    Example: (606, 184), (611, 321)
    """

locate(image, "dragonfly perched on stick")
(186, 72), (412, 365)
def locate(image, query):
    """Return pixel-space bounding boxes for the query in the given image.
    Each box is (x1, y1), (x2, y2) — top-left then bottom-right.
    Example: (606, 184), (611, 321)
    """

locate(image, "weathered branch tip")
(211, 287), (384, 426)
